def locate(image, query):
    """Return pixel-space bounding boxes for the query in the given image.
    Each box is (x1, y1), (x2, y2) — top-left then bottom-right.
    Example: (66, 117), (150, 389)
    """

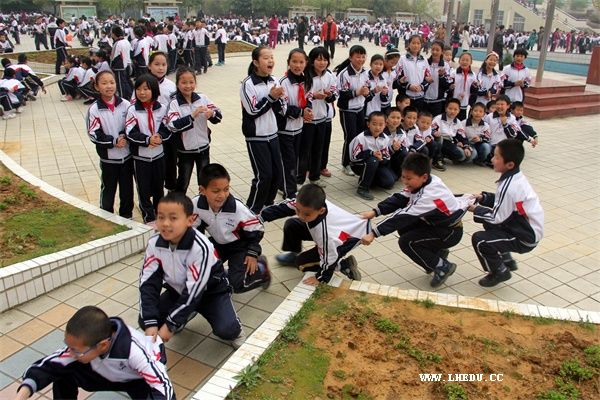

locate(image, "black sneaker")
(432, 160), (446, 171)
(275, 252), (298, 266)
(478, 269), (512, 287)
(356, 187), (374, 200)
(258, 255), (272, 290)
(430, 261), (457, 288)
(340, 255), (361, 280)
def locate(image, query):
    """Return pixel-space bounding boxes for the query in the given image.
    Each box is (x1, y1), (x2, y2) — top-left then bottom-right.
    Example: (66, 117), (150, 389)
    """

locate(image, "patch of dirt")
(309, 289), (599, 400)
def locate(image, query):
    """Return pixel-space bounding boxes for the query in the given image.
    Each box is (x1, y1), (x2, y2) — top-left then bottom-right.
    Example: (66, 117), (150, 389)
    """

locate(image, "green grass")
(414, 298), (436, 308)
(444, 383), (468, 400)
(230, 341), (330, 400)
(559, 359), (594, 382)
(373, 318), (400, 335)
(1, 207), (126, 266)
(584, 345), (600, 368)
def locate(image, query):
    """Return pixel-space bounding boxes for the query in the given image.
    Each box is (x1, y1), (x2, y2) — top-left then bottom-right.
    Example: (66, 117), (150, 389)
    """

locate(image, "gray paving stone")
(0, 371), (12, 390)
(248, 292), (286, 313)
(29, 329), (65, 355)
(236, 305), (270, 329)
(187, 337), (233, 368)
(0, 347), (44, 379)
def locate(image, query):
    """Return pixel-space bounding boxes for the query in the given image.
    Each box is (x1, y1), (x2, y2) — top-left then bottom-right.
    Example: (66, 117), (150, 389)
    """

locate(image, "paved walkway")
(0, 38), (599, 399)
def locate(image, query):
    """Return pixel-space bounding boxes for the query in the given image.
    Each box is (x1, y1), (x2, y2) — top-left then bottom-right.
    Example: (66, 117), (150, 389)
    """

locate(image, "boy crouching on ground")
(469, 139), (543, 287)
(192, 163), (271, 293)
(15, 306), (174, 400)
(139, 192), (245, 349)
(261, 183), (368, 285)
(360, 153), (468, 288)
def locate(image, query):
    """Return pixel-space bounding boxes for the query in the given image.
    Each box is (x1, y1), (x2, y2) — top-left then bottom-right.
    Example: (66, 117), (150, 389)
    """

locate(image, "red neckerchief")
(513, 62), (525, 71)
(141, 101), (155, 134)
(103, 96), (115, 112)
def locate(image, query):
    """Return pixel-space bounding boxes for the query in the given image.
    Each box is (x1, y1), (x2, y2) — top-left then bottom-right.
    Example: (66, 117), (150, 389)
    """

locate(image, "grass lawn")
(0, 162), (127, 267)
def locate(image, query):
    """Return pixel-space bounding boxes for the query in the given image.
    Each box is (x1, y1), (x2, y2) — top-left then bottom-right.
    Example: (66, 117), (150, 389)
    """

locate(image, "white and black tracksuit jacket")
(139, 228), (223, 331)
(371, 175), (467, 237)
(260, 199), (370, 283)
(19, 317), (173, 400)
(192, 194), (264, 257)
(87, 96), (131, 163)
(473, 168), (544, 246)
(240, 73), (286, 141)
(167, 91), (222, 153)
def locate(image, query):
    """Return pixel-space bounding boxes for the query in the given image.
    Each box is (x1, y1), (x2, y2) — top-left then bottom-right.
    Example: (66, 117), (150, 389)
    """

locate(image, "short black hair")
(495, 94), (511, 105)
(111, 25), (124, 37)
(396, 94), (410, 104)
(0, 58), (10, 68)
(445, 98), (461, 108)
(386, 106), (401, 116)
(3, 68), (15, 78)
(513, 48), (528, 58)
(199, 163), (230, 188)
(367, 110), (385, 122)
(511, 101), (524, 109)
(134, 74), (160, 102)
(158, 191), (194, 216)
(402, 153), (431, 176)
(66, 306), (112, 346)
(486, 99), (496, 110)
(496, 139), (524, 169)
(417, 110), (433, 119)
(297, 183), (326, 210)
(17, 53), (27, 63)
(471, 102), (486, 111)
(402, 105), (418, 117)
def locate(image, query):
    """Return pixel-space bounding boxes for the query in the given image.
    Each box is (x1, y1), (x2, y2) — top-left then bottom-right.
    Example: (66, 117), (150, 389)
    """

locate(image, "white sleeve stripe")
(130, 339), (174, 399)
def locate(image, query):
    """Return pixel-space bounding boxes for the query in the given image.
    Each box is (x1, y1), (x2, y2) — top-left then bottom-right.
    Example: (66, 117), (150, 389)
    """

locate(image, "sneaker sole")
(345, 255), (361, 281)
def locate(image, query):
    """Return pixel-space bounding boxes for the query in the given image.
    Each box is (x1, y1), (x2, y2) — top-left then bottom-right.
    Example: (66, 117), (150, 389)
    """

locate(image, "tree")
(230, 0), (252, 15)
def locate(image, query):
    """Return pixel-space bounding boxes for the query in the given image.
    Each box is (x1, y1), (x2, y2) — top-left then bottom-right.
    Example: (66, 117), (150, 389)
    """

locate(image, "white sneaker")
(60, 95), (72, 102)
(16, 107), (24, 114)
(2, 112), (16, 120)
(229, 329), (246, 349)
(310, 179), (326, 188)
(342, 165), (355, 176)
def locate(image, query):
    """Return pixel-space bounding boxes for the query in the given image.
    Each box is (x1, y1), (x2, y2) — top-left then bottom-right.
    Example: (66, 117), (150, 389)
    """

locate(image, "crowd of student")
(2, 10), (550, 399)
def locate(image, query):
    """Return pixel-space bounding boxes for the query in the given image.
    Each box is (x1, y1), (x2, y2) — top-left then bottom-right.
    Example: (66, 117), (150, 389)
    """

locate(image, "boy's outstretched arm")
(259, 198), (297, 222)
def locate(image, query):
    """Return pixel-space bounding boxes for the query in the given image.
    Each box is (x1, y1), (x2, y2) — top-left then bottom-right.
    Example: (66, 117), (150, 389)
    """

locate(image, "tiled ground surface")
(0, 38), (599, 399)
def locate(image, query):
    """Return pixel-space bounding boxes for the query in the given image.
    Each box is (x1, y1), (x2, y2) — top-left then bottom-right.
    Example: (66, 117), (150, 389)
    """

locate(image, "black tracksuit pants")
(297, 122), (325, 183)
(133, 158), (165, 223)
(51, 363), (156, 400)
(214, 241), (269, 293)
(472, 226), (534, 273)
(138, 264), (241, 340)
(245, 137), (283, 214)
(340, 110), (365, 168)
(398, 223), (463, 273)
(176, 149), (210, 194)
(278, 133), (302, 199)
(99, 159), (134, 218)
(55, 46), (68, 74)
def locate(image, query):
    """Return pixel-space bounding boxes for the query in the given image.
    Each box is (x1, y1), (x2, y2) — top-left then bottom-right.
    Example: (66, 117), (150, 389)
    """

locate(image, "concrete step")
(524, 101), (600, 119)
(524, 91), (600, 107)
